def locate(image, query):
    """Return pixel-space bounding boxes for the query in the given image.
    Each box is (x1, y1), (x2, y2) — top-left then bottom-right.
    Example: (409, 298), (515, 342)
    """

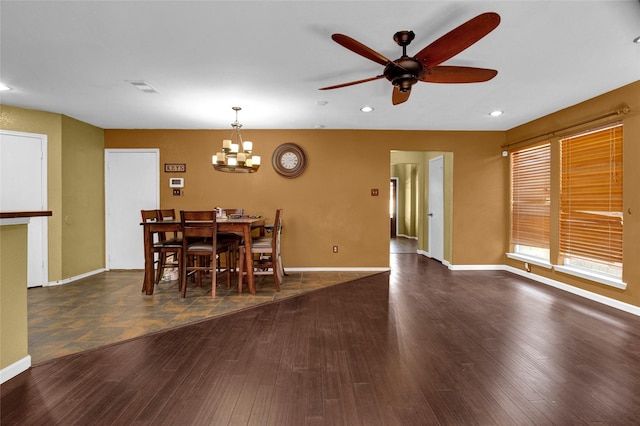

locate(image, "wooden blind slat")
(560, 124), (623, 266)
(511, 142), (550, 251)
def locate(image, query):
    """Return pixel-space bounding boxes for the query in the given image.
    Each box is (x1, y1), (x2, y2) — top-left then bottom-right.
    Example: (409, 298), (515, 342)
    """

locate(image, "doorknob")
(428, 213), (434, 217)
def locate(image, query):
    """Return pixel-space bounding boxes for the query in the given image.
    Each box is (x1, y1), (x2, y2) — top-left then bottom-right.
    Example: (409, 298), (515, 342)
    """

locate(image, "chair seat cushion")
(187, 242), (214, 252)
(251, 237), (271, 248)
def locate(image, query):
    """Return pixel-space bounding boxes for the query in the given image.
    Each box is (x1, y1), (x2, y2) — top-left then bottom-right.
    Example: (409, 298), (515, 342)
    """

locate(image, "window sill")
(506, 253), (552, 269)
(553, 265), (627, 290)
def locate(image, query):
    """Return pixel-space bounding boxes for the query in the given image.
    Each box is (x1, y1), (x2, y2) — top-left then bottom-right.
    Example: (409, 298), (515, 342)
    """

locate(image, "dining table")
(140, 215), (266, 296)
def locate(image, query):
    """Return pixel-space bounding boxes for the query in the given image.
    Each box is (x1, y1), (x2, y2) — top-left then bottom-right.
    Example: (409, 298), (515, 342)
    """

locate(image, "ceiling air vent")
(127, 80), (158, 94)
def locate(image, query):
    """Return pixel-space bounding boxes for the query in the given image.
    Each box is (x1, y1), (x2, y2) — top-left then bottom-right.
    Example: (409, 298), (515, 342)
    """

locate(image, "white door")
(0, 130), (48, 287)
(105, 149), (159, 269)
(428, 155), (444, 262)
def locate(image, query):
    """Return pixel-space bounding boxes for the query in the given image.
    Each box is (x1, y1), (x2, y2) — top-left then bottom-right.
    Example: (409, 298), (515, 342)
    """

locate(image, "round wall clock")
(272, 143), (307, 178)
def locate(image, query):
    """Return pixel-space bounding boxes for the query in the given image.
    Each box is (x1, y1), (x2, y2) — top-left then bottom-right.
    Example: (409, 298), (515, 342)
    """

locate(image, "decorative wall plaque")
(164, 163), (186, 173)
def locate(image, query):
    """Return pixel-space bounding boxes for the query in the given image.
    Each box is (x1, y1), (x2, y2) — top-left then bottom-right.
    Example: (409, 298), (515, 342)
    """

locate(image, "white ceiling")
(1, 1), (639, 131)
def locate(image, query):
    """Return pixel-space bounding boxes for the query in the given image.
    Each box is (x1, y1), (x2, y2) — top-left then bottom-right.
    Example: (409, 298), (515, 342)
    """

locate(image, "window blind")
(511, 143), (551, 251)
(560, 124), (623, 266)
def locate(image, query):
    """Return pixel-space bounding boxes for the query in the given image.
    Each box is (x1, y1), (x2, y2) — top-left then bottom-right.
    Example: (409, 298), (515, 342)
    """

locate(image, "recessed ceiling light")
(360, 106), (374, 112)
(634, 36), (640, 44)
(489, 110), (503, 117)
(0, 82), (12, 91)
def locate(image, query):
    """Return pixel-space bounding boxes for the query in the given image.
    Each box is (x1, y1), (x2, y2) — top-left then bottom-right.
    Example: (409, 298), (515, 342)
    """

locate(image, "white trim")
(417, 249), (429, 257)
(0, 218), (31, 226)
(504, 265), (638, 316)
(553, 264), (626, 290)
(45, 268), (105, 286)
(390, 176), (399, 238)
(285, 267), (390, 272)
(442, 262), (638, 316)
(0, 355), (31, 384)
(447, 264), (504, 271)
(506, 252), (552, 269)
(397, 234), (418, 240)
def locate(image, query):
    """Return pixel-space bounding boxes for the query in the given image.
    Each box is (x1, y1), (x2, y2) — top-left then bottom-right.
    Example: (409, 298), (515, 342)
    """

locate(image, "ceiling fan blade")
(420, 66), (497, 83)
(331, 34), (392, 66)
(392, 86), (411, 105)
(319, 75), (385, 90)
(414, 12), (500, 69)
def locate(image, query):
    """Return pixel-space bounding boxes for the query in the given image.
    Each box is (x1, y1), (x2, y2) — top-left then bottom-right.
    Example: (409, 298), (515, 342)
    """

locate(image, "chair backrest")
(141, 209), (159, 222)
(180, 210), (217, 242)
(159, 209), (177, 221)
(159, 209), (179, 239)
(271, 209), (283, 249)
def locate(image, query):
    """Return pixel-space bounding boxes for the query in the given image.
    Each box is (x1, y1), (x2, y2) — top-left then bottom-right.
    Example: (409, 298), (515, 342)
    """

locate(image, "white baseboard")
(396, 234), (418, 240)
(45, 268), (105, 287)
(448, 264), (505, 271)
(502, 265), (640, 317)
(1, 355), (31, 384)
(440, 261), (639, 317)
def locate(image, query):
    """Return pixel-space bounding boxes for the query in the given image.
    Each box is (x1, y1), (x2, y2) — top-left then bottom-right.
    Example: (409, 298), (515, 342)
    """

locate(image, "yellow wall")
(505, 80), (640, 308)
(61, 116), (105, 277)
(0, 224), (28, 370)
(105, 129), (506, 268)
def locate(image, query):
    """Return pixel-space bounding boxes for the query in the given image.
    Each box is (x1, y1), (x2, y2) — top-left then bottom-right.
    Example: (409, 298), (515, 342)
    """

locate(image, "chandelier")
(212, 107), (261, 173)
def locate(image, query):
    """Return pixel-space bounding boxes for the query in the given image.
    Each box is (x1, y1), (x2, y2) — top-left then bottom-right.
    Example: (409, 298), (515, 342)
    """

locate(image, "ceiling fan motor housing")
(384, 57), (424, 91)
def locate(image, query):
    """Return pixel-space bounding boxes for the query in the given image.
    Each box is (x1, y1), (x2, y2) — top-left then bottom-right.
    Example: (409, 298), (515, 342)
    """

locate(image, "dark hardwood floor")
(3, 253), (640, 425)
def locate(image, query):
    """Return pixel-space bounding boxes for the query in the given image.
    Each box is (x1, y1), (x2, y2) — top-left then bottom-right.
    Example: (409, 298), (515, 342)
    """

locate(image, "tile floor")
(27, 269), (377, 364)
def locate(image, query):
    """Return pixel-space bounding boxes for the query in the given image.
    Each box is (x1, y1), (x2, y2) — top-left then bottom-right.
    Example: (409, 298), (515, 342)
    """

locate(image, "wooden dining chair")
(158, 208), (181, 243)
(180, 210), (233, 298)
(237, 209), (283, 293)
(217, 207), (244, 282)
(140, 209), (182, 291)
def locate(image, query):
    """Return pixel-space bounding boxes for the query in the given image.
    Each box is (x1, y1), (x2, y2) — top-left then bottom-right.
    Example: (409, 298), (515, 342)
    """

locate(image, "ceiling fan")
(319, 12), (500, 105)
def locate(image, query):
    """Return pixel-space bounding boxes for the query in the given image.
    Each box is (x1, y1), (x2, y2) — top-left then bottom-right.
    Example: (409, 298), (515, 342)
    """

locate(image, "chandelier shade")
(212, 107), (261, 173)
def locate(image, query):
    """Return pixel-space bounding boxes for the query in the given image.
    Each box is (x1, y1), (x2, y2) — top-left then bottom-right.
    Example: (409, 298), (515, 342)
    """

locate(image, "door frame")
(0, 129), (49, 287)
(428, 155), (445, 262)
(390, 177), (398, 238)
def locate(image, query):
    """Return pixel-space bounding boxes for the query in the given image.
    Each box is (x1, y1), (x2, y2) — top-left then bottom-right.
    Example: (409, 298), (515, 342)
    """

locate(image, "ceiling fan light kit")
(319, 12), (501, 105)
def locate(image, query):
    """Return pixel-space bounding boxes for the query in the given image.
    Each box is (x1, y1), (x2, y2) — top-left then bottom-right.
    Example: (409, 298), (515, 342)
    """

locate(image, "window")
(511, 143), (551, 260)
(559, 124), (623, 277)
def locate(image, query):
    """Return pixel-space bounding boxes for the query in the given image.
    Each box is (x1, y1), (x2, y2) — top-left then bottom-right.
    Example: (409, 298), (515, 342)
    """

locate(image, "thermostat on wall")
(169, 178), (184, 188)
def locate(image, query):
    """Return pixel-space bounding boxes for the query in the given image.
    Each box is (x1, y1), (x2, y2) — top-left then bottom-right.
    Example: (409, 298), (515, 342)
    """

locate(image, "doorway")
(390, 151), (450, 262)
(0, 130), (48, 287)
(390, 178), (398, 237)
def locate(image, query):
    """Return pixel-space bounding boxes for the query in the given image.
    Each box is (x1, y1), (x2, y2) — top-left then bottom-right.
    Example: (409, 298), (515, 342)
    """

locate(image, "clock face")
(280, 152), (299, 169)
(272, 143), (307, 178)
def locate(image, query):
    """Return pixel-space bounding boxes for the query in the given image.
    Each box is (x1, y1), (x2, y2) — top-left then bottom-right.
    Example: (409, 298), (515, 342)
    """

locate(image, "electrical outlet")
(333, 245), (338, 253)
(371, 188), (379, 196)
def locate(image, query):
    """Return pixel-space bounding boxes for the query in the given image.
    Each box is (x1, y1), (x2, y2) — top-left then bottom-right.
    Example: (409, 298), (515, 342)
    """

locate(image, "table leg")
(143, 226), (155, 295)
(242, 224), (256, 295)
